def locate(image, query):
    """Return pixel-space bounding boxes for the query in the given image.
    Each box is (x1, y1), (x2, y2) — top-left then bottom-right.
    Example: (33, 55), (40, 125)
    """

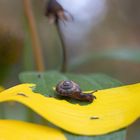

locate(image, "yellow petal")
(0, 83), (140, 135)
(0, 120), (66, 140)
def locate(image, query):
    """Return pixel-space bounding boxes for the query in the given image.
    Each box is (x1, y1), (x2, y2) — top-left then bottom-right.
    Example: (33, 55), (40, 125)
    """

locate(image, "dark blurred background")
(0, 0), (140, 85)
(0, 0), (140, 139)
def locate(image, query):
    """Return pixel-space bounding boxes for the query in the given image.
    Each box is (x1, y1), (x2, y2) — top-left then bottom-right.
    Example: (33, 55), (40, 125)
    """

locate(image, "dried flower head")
(45, 0), (73, 24)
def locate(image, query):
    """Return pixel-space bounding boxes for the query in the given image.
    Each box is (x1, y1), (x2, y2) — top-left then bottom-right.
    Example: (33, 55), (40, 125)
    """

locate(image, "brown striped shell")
(56, 80), (96, 102)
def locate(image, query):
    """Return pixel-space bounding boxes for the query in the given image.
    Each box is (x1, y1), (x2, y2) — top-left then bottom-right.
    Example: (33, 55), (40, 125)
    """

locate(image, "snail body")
(56, 80), (96, 102)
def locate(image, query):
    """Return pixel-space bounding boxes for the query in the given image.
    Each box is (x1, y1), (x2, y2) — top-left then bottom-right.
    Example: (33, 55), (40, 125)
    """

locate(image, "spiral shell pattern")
(56, 80), (81, 96)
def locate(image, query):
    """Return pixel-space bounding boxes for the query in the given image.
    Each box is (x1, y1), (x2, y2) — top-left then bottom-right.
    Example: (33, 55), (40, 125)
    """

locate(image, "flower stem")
(56, 23), (67, 73)
(23, 0), (45, 72)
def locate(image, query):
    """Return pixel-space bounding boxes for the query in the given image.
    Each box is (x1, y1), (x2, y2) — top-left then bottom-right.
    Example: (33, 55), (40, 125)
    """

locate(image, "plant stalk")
(56, 23), (67, 73)
(23, 0), (45, 72)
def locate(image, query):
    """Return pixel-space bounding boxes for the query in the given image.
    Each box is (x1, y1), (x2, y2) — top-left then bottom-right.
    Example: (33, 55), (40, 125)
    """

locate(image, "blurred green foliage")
(0, 28), (23, 84)
(70, 48), (140, 70)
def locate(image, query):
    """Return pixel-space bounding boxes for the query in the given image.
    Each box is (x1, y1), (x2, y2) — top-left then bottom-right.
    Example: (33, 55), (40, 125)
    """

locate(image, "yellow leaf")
(0, 120), (66, 140)
(0, 83), (140, 135)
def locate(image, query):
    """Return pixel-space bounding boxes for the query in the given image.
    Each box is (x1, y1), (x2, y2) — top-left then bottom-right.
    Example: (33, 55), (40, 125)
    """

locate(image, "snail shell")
(56, 80), (95, 102)
(56, 80), (81, 96)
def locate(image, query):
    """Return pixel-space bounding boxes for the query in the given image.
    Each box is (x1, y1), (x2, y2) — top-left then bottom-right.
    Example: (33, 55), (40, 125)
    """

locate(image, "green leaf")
(19, 71), (126, 140)
(69, 48), (140, 70)
(20, 71), (67, 97)
(65, 130), (126, 140)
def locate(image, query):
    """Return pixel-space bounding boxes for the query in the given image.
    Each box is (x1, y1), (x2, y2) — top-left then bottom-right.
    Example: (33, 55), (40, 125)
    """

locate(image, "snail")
(55, 80), (97, 102)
